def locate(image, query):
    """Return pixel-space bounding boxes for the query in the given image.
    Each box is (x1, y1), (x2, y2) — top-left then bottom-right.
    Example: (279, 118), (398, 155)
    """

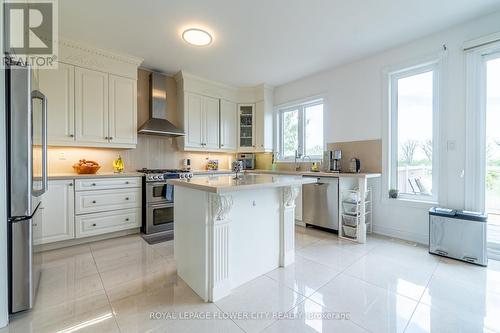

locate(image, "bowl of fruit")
(73, 159), (101, 174)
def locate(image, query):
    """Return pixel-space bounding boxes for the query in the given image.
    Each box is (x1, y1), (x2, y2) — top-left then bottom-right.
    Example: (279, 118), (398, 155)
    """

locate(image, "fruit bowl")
(73, 159), (101, 174)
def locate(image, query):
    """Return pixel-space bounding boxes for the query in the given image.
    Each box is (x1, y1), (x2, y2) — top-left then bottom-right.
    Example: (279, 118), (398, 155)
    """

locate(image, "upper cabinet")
(184, 92), (220, 150)
(108, 75), (137, 145)
(176, 71), (273, 153)
(238, 104), (256, 152)
(38, 63), (75, 144)
(220, 100), (237, 151)
(75, 67), (109, 145)
(38, 39), (143, 149)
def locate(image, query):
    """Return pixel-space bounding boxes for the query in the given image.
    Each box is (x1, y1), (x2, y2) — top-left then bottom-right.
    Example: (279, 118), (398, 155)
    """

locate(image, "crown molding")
(59, 38), (143, 66)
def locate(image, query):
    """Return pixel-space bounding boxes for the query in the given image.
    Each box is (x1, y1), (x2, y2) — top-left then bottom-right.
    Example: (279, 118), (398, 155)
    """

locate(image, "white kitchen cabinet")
(203, 96), (220, 149)
(108, 74), (137, 145)
(75, 188), (141, 215)
(184, 92), (219, 150)
(238, 104), (256, 152)
(34, 180), (75, 245)
(220, 99), (237, 151)
(75, 67), (109, 145)
(76, 208), (140, 238)
(255, 100), (273, 152)
(38, 63), (75, 144)
(185, 93), (204, 149)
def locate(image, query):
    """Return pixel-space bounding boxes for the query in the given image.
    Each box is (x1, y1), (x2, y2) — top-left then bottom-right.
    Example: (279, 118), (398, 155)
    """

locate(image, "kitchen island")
(167, 174), (316, 302)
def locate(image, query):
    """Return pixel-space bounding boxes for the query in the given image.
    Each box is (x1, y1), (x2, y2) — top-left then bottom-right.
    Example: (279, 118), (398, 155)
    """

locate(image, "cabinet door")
(185, 93), (203, 148)
(220, 99), (237, 151)
(255, 100), (273, 152)
(38, 63), (75, 144)
(35, 180), (75, 245)
(75, 67), (109, 144)
(203, 96), (220, 149)
(108, 75), (137, 145)
(238, 104), (256, 151)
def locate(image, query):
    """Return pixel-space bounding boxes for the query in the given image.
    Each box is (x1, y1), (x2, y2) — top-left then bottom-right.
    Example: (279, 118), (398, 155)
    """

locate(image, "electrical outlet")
(58, 152), (66, 160)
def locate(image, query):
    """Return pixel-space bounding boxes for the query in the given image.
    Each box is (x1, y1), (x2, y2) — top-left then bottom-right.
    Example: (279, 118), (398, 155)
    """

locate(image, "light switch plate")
(447, 140), (456, 151)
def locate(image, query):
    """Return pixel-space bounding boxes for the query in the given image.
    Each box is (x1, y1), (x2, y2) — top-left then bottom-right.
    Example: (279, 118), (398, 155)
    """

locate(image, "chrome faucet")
(294, 150), (302, 171)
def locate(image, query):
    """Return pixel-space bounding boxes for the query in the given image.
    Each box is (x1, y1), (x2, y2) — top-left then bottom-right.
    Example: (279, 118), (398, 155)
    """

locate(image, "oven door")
(145, 202), (174, 234)
(146, 182), (173, 205)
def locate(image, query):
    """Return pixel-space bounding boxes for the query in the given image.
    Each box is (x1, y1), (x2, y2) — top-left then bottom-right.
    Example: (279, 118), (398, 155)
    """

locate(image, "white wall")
(0, 0), (9, 327)
(275, 10), (500, 244)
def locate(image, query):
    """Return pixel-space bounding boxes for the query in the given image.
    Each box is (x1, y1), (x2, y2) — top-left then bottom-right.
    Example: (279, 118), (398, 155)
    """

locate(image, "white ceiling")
(60, 0), (500, 87)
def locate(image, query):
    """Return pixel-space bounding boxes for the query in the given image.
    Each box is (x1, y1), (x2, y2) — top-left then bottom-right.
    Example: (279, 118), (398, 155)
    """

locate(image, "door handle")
(31, 90), (48, 197)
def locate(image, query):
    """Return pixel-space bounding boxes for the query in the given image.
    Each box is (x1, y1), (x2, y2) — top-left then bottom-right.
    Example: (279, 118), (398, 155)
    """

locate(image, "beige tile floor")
(2, 226), (500, 333)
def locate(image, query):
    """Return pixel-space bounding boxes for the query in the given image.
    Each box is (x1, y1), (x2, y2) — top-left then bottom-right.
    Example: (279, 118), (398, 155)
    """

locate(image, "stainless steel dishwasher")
(302, 177), (339, 231)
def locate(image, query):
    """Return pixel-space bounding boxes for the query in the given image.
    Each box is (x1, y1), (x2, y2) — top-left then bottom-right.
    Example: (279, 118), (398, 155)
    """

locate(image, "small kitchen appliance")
(328, 150), (342, 172)
(349, 158), (361, 173)
(182, 158), (191, 171)
(138, 168), (193, 237)
(237, 153), (255, 170)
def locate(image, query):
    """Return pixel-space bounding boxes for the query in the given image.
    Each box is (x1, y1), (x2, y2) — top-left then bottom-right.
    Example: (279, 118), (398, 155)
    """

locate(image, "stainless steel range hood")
(138, 72), (185, 137)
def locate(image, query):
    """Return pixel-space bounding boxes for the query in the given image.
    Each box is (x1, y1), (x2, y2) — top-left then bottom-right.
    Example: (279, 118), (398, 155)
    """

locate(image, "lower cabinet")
(37, 177), (142, 245)
(76, 208), (141, 238)
(34, 180), (75, 245)
(74, 177), (142, 239)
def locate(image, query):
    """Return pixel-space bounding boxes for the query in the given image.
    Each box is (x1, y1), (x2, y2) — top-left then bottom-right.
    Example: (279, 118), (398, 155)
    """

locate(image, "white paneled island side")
(167, 174), (316, 302)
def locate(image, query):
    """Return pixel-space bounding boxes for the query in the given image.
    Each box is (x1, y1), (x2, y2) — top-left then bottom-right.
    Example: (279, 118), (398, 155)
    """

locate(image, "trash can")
(429, 207), (488, 266)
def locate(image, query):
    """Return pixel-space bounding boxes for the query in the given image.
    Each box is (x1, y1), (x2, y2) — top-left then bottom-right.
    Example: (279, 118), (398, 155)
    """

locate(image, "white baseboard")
(34, 228), (140, 252)
(488, 247), (500, 261)
(373, 225), (428, 246)
(295, 220), (306, 227)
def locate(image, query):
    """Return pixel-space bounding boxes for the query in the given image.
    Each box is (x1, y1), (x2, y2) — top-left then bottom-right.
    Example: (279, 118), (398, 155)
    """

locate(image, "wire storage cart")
(339, 188), (372, 242)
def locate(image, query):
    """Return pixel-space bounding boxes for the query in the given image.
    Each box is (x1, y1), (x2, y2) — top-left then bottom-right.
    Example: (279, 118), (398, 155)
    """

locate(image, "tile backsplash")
(47, 135), (235, 174)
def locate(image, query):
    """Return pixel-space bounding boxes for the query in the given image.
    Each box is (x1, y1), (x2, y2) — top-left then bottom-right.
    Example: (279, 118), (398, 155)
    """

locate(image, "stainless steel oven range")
(138, 169), (193, 236)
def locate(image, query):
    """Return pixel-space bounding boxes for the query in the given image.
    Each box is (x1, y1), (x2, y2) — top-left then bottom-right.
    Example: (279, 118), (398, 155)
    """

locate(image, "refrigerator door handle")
(31, 90), (48, 197)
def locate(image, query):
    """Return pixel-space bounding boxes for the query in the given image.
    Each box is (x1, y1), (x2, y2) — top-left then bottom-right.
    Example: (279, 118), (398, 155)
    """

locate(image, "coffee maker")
(328, 150), (342, 172)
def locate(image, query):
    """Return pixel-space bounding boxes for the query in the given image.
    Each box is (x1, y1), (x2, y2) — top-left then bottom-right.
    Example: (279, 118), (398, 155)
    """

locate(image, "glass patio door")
(485, 54), (500, 253)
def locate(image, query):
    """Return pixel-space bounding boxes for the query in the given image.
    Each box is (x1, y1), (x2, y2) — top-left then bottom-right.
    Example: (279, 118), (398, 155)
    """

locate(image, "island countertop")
(167, 173), (316, 193)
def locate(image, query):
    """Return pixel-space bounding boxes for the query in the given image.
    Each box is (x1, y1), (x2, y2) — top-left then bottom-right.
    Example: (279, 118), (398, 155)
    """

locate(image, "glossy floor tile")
(309, 273), (418, 333)
(3, 226), (500, 333)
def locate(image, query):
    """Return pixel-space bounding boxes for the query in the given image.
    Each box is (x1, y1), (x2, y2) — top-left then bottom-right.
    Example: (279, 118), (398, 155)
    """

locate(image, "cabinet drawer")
(75, 188), (141, 214)
(75, 177), (141, 191)
(76, 208), (140, 238)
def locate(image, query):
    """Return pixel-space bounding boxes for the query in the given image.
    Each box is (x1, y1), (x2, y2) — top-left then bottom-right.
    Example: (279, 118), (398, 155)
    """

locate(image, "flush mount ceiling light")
(182, 28), (213, 46)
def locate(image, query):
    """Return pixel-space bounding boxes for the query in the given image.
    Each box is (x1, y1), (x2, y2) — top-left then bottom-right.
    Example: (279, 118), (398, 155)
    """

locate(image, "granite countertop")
(251, 169), (381, 179)
(167, 174), (316, 194)
(48, 172), (144, 180)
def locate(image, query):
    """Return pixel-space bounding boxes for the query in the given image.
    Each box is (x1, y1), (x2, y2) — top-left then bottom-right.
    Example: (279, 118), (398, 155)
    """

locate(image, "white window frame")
(386, 60), (441, 203)
(275, 98), (324, 161)
(465, 39), (500, 260)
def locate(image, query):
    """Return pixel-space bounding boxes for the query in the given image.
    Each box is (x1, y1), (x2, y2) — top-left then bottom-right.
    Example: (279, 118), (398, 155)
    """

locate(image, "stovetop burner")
(138, 168), (193, 181)
(137, 168), (190, 174)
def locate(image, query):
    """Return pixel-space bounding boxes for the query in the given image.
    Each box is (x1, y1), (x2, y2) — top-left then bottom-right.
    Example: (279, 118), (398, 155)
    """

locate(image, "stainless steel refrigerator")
(5, 59), (48, 313)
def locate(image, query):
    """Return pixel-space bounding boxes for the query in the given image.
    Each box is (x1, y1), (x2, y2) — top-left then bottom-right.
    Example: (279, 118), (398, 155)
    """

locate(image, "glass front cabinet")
(238, 104), (256, 151)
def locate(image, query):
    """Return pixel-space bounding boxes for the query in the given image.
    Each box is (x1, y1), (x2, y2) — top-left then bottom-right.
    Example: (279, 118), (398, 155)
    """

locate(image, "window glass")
(282, 109), (298, 158)
(305, 103), (323, 157)
(396, 70), (434, 196)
